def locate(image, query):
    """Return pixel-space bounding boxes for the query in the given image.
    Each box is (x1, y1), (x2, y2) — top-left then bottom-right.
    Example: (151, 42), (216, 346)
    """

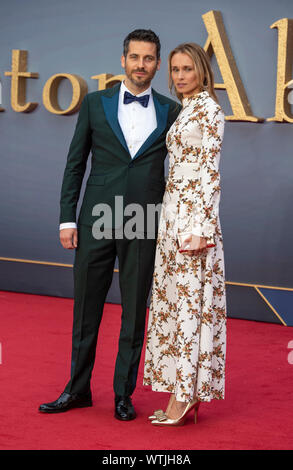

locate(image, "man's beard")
(125, 65), (157, 89)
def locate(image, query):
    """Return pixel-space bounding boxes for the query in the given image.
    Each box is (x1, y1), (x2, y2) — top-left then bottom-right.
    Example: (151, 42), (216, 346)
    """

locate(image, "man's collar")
(120, 80), (152, 97)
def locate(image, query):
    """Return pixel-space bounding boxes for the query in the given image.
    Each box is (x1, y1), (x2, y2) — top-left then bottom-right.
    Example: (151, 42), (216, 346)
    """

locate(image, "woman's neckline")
(182, 90), (209, 106)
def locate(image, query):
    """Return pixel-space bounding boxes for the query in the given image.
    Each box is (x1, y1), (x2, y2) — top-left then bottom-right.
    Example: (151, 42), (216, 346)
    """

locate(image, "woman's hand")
(178, 234), (207, 256)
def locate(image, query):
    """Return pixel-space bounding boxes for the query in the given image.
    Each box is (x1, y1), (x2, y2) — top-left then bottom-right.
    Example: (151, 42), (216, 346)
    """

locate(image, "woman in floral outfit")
(143, 43), (226, 426)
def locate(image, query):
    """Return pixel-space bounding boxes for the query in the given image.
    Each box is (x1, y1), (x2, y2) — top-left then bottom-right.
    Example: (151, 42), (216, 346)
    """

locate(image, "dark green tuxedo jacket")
(59, 83), (180, 233)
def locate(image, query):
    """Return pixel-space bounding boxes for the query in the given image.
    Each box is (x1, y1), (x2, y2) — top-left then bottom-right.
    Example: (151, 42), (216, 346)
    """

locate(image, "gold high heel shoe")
(148, 394), (176, 420)
(148, 409), (164, 420)
(151, 400), (200, 427)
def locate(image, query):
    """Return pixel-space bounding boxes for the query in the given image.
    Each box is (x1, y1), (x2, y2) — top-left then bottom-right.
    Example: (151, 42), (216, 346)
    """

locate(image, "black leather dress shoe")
(114, 395), (136, 421)
(38, 391), (92, 413)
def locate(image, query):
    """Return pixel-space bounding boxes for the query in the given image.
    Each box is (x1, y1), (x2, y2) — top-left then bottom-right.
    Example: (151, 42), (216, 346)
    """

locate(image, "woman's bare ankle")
(165, 393), (175, 415)
(167, 399), (187, 420)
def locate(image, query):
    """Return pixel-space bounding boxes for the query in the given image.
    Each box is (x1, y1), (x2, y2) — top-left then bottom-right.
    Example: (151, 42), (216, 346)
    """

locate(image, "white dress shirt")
(118, 81), (157, 158)
(60, 81), (157, 231)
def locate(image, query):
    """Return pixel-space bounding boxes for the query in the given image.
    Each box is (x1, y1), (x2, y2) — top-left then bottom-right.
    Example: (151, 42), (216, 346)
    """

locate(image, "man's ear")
(157, 58), (161, 71)
(121, 54), (126, 69)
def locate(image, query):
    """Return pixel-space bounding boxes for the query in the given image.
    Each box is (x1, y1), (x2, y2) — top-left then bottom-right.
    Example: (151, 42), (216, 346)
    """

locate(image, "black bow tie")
(123, 91), (150, 108)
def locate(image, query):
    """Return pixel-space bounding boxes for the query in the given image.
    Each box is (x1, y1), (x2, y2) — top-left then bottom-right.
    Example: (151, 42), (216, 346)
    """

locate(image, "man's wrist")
(59, 222), (77, 230)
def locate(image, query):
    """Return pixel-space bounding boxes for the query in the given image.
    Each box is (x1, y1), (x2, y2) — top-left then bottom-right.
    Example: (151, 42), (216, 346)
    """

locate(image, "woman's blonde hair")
(168, 42), (218, 103)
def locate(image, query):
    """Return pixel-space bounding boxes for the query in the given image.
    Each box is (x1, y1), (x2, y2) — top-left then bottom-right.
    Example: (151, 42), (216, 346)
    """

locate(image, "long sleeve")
(191, 102), (225, 245)
(59, 94), (92, 224)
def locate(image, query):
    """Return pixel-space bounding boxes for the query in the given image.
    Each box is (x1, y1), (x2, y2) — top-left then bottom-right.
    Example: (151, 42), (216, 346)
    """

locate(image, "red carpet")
(0, 290), (292, 450)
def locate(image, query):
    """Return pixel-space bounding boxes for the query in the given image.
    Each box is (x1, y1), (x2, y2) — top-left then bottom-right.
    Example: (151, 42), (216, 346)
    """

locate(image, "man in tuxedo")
(39, 29), (180, 420)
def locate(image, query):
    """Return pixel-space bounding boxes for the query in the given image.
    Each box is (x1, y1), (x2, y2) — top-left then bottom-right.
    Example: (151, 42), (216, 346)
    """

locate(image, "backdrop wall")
(0, 0), (292, 325)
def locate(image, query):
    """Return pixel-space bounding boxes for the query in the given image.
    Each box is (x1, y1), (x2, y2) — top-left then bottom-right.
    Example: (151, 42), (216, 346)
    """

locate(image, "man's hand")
(60, 228), (78, 249)
(178, 234), (207, 256)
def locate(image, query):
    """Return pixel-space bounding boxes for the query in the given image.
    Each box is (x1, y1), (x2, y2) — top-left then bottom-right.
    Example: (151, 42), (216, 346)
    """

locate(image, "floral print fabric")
(143, 91), (227, 403)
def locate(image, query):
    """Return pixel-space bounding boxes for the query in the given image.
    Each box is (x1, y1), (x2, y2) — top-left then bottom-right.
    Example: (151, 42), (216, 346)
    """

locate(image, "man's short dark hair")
(123, 29), (161, 59)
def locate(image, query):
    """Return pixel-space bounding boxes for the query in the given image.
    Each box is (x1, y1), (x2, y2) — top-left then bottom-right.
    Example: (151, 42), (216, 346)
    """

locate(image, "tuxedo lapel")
(132, 90), (170, 160)
(101, 84), (129, 154)
(101, 85), (170, 160)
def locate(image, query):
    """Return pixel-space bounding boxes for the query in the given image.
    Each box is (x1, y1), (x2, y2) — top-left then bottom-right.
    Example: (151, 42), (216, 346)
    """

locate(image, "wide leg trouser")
(64, 224), (156, 397)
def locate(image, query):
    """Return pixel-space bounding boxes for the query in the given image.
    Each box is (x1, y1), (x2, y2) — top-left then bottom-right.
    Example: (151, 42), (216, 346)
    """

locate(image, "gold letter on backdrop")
(42, 74), (88, 115)
(202, 10), (264, 122)
(4, 50), (39, 112)
(267, 18), (293, 123)
(91, 73), (125, 90)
